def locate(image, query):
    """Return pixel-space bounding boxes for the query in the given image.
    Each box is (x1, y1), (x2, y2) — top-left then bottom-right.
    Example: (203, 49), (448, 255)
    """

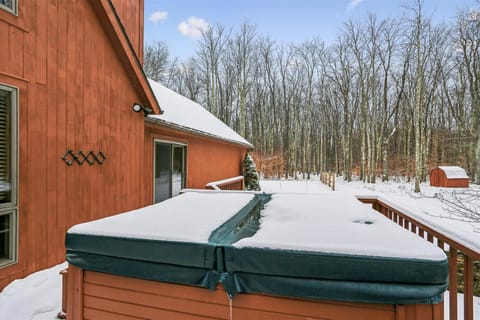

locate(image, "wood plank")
(64, 0), (77, 232)
(84, 307), (144, 320)
(84, 271), (228, 305)
(84, 282), (229, 319)
(395, 305), (405, 320)
(84, 295), (226, 320)
(0, 21), (10, 72)
(449, 249), (458, 320)
(463, 255), (474, 320)
(233, 307), (327, 320)
(432, 301), (444, 320)
(35, 0), (47, 84)
(28, 81), (48, 271)
(233, 293), (394, 320)
(9, 25), (24, 77)
(66, 265), (84, 319)
(82, 3), (94, 223)
(55, 0), (68, 262)
(46, 0), (58, 267)
(74, 0), (86, 225)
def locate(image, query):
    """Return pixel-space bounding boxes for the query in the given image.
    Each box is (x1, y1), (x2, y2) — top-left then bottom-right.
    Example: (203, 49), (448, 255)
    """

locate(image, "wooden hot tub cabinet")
(63, 192), (447, 320)
(65, 265), (443, 320)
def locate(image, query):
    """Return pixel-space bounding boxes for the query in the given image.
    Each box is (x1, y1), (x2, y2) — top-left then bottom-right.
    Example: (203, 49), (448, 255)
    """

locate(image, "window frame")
(0, 0), (18, 16)
(0, 209), (17, 267)
(0, 83), (18, 268)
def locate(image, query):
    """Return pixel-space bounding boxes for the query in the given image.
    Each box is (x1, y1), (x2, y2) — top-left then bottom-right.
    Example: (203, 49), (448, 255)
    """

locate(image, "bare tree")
(456, 8), (480, 183)
(144, 41), (170, 82)
(145, 0), (477, 182)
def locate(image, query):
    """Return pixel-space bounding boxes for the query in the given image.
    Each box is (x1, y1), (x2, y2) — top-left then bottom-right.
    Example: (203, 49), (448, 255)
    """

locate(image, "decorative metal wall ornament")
(62, 149), (106, 166)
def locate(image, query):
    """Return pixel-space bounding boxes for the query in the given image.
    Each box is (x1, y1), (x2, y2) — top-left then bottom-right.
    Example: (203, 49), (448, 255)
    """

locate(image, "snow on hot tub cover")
(225, 193), (448, 304)
(66, 192), (259, 289)
(65, 191), (448, 304)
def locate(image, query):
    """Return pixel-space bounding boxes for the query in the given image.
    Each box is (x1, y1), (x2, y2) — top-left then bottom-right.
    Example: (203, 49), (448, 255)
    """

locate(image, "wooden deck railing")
(320, 172), (336, 191)
(57, 269), (68, 319)
(205, 176), (244, 191)
(357, 195), (479, 320)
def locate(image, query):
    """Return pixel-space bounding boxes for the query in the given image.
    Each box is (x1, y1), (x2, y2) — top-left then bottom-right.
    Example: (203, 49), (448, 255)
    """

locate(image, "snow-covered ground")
(0, 262), (67, 320)
(0, 177), (479, 319)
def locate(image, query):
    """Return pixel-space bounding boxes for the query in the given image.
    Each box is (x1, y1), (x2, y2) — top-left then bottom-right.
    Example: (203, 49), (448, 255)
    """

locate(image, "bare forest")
(144, 1), (480, 188)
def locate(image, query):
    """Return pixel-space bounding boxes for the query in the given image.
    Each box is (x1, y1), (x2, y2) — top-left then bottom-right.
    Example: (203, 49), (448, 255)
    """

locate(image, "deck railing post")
(464, 255), (474, 320)
(58, 268), (68, 319)
(449, 249), (458, 320)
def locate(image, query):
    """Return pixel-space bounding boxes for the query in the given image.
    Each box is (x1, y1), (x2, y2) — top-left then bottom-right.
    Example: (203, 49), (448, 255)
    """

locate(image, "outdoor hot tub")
(64, 191), (448, 320)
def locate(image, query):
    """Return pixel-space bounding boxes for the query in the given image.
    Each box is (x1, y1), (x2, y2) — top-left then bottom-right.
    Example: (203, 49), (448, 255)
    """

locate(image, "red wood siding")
(109, 0), (144, 64)
(144, 123), (248, 203)
(66, 266), (444, 320)
(0, 0), (151, 289)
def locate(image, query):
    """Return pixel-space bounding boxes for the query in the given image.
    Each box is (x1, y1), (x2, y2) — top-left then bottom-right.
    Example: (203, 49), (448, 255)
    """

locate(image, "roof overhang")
(145, 117), (254, 149)
(90, 0), (162, 115)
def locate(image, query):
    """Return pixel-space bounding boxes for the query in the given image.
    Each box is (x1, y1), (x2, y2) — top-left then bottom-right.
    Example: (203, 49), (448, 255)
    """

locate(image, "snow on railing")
(357, 195), (479, 320)
(205, 176), (244, 191)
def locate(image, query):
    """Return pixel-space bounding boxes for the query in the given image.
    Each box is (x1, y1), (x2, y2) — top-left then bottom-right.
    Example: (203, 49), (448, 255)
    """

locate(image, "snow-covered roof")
(438, 166), (469, 179)
(147, 79), (253, 148)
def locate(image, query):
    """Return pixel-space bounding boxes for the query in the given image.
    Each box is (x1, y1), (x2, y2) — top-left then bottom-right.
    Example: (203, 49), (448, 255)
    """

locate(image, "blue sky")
(144, 0), (479, 61)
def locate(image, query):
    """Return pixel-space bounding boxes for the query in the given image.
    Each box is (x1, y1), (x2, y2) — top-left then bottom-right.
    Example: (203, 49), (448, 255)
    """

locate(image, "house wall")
(144, 123), (248, 203)
(0, 0), (151, 289)
(109, 0), (144, 64)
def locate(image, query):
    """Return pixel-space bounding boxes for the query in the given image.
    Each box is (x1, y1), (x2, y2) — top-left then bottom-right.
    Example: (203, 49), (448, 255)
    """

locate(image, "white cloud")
(178, 16), (210, 40)
(347, 0), (366, 11)
(149, 11), (168, 23)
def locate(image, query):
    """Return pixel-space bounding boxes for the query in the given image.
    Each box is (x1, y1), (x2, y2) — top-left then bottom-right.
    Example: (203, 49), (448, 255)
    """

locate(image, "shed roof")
(146, 79), (253, 148)
(437, 166), (469, 179)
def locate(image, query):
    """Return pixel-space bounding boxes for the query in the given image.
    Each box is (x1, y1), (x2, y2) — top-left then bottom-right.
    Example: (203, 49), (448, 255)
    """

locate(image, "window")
(0, 211), (16, 266)
(154, 141), (186, 203)
(0, 84), (17, 268)
(0, 0), (17, 15)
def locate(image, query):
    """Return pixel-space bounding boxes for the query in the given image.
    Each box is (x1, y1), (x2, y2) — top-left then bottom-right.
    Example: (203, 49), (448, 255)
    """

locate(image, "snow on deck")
(438, 166), (469, 179)
(234, 193), (447, 261)
(67, 192), (254, 243)
(147, 79), (252, 147)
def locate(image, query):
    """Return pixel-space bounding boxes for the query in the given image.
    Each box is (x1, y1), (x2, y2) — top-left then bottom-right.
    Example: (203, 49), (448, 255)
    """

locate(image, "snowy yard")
(0, 177), (479, 319)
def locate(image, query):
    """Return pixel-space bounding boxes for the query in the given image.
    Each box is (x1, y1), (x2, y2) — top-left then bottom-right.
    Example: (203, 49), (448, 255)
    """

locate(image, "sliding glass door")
(154, 141), (186, 203)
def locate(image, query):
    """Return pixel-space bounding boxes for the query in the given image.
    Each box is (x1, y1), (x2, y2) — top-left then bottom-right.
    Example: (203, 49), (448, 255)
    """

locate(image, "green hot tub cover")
(66, 191), (448, 304)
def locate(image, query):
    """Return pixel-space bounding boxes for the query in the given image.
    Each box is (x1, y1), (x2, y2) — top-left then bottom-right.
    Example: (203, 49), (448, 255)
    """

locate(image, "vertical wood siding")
(109, 0), (144, 64)
(0, 0), (150, 288)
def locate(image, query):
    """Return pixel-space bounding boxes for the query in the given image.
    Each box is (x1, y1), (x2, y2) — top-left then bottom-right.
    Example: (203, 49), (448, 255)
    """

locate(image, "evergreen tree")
(244, 153), (261, 191)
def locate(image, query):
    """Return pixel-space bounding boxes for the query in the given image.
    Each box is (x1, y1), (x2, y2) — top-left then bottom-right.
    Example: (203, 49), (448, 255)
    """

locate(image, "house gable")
(90, 0), (160, 115)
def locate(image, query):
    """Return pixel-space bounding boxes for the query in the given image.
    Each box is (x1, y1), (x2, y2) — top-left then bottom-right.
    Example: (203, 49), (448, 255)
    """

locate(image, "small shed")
(430, 166), (469, 188)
